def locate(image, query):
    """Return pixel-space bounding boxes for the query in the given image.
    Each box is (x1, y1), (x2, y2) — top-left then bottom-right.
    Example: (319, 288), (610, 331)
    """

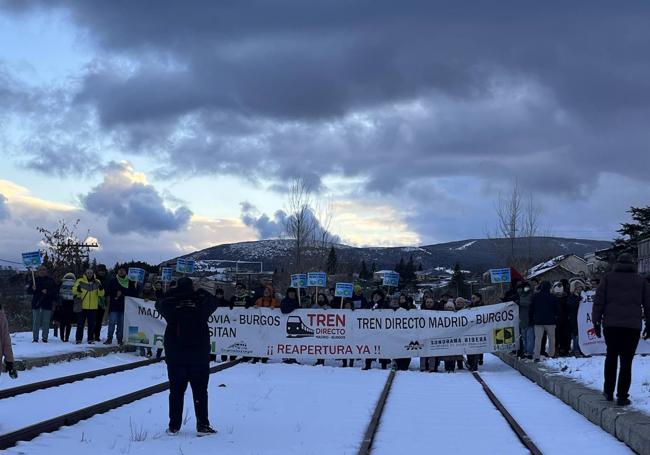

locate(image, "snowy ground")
(0, 353), (143, 391)
(4, 363), (389, 455)
(481, 355), (631, 454)
(10, 327), (117, 359)
(543, 355), (650, 415)
(373, 367), (527, 454)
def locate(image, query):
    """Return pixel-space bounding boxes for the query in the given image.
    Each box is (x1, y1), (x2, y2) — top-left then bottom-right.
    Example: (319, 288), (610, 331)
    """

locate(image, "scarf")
(117, 275), (130, 289)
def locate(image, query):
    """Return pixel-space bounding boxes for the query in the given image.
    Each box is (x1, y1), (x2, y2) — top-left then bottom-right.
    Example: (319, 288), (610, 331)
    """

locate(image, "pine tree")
(371, 262), (376, 274)
(395, 257), (405, 275)
(403, 255), (416, 283)
(359, 260), (370, 280)
(417, 263), (423, 272)
(326, 246), (338, 275)
(612, 206), (650, 257)
(450, 263), (466, 298)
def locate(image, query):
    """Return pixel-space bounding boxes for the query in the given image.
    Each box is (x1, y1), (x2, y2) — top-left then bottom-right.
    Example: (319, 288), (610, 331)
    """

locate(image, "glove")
(594, 323), (602, 339)
(5, 362), (17, 379)
(643, 323), (649, 340)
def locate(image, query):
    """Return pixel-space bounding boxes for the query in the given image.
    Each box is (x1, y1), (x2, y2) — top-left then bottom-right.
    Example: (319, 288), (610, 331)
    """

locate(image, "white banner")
(578, 291), (650, 355)
(124, 297), (519, 359)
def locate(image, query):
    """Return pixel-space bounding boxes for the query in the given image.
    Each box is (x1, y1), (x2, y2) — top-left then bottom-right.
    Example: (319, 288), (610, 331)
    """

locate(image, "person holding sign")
(593, 253), (650, 406)
(73, 269), (105, 344)
(26, 266), (57, 343)
(105, 267), (137, 345)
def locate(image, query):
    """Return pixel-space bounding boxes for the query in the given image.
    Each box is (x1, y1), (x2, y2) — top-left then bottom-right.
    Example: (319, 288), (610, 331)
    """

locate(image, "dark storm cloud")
(3, 1), (650, 238)
(0, 193), (9, 221)
(240, 201), (287, 239)
(81, 161), (192, 235)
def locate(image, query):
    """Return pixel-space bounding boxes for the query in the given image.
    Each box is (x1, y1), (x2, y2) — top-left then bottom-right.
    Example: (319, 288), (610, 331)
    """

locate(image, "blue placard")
(307, 272), (327, 287)
(176, 259), (195, 274)
(382, 271), (400, 287)
(290, 274), (308, 288)
(335, 282), (354, 298)
(490, 268), (511, 284)
(128, 267), (146, 283)
(161, 267), (173, 282)
(21, 251), (42, 268)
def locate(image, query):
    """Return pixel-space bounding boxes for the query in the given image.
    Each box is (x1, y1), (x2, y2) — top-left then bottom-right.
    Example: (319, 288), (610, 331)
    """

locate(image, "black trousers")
(93, 307), (105, 341)
(604, 327), (640, 399)
(76, 310), (96, 342)
(167, 363), (210, 430)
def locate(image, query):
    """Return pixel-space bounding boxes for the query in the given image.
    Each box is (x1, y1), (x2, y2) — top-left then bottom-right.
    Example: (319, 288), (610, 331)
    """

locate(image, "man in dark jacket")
(593, 253), (650, 405)
(280, 288), (300, 314)
(26, 266), (58, 343)
(529, 281), (559, 361)
(105, 267), (137, 345)
(215, 288), (236, 362)
(155, 277), (218, 436)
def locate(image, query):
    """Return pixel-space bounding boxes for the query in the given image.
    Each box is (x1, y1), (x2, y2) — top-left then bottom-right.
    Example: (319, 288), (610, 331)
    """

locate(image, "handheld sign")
(22, 251), (42, 268)
(307, 272), (327, 288)
(291, 274), (308, 288)
(176, 259), (196, 274)
(334, 282), (354, 298)
(161, 267), (173, 283)
(382, 271), (400, 288)
(490, 268), (511, 284)
(128, 267), (146, 283)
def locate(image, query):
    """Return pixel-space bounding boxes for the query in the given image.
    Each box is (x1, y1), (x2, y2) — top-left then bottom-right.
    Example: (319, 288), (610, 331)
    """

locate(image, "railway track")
(0, 356), (164, 400)
(357, 367), (543, 455)
(0, 359), (242, 450)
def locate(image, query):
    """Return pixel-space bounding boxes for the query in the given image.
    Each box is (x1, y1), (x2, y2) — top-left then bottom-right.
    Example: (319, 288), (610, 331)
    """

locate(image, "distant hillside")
(164, 237), (610, 274)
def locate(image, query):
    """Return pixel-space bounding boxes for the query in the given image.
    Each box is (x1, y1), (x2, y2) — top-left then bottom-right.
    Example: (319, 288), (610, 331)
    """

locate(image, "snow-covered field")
(10, 327), (116, 359)
(0, 353), (143, 391)
(4, 363), (389, 455)
(480, 356), (631, 454)
(543, 355), (650, 415)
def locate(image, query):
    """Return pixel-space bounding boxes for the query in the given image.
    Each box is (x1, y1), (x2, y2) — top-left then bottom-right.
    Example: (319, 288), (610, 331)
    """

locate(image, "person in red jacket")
(593, 253), (650, 406)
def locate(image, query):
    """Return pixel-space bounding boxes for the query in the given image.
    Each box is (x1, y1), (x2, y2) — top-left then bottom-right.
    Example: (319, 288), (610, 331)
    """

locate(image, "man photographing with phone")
(155, 277), (218, 436)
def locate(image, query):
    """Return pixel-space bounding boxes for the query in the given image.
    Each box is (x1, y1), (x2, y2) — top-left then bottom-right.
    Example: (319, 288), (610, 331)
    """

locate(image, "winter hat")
(63, 272), (76, 280)
(177, 277), (193, 291)
(454, 297), (467, 310)
(616, 253), (635, 264)
(444, 300), (455, 311)
(97, 264), (108, 272)
(570, 280), (585, 294)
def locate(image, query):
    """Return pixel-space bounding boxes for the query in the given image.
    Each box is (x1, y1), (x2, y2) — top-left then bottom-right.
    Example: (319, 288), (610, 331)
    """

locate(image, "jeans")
(76, 309), (96, 342)
(571, 334), (581, 354)
(107, 311), (124, 343)
(525, 326), (535, 356)
(534, 325), (556, 360)
(32, 309), (51, 341)
(167, 363), (210, 430)
(604, 327), (640, 400)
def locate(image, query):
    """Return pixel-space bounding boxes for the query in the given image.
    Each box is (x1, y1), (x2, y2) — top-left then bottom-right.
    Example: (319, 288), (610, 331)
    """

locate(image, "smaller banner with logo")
(382, 271), (399, 287)
(307, 272), (327, 288)
(176, 259), (195, 274)
(161, 267), (173, 282)
(125, 297), (519, 359)
(290, 274), (308, 288)
(489, 268), (511, 284)
(21, 251), (42, 268)
(128, 267), (146, 283)
(578, 291), (650, 355)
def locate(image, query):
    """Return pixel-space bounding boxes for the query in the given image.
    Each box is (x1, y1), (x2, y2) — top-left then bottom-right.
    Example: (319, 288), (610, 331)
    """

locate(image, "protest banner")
(176, 259), (195, 274)
(489, 268), (511, 284)
(125, 297), (519, 359)
(22, 251), (42, 287)
(161, 267), (173, 283)
(578, 291), (650, 355)
(307, 272), (327, 288)
(128, 267), (146, 283)
(382, 271), (399, 288)
(334, 282), (353, 309)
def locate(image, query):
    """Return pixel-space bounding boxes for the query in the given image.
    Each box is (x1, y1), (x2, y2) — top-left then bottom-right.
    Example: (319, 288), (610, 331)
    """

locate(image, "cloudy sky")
(1, 1), (649, 266)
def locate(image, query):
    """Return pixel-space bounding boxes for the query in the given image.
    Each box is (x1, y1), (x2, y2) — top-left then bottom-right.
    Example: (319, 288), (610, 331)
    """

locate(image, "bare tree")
(496, 181), (524, 262)
(312, 198), (337, 269)
(284, 177), (317, 271)
(36, 219), (98, 279)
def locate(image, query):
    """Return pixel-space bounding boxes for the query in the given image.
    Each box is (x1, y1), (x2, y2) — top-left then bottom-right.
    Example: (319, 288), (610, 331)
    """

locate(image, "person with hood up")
(0, 302), (17, 379)
(363, 290), (390, 370)
(105, 267), (137, 345)
(280, 288), (300, 314)
(593, 253), (650, 406)
(73, 268), (105, 344)
(566, 280), (585, 357)
(529, 281), (559, 361)
(57, 272), (76, 342)
(255, 285), (279, 309)
(156, 277), (218, 436)
(26, 266), (58, 343)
